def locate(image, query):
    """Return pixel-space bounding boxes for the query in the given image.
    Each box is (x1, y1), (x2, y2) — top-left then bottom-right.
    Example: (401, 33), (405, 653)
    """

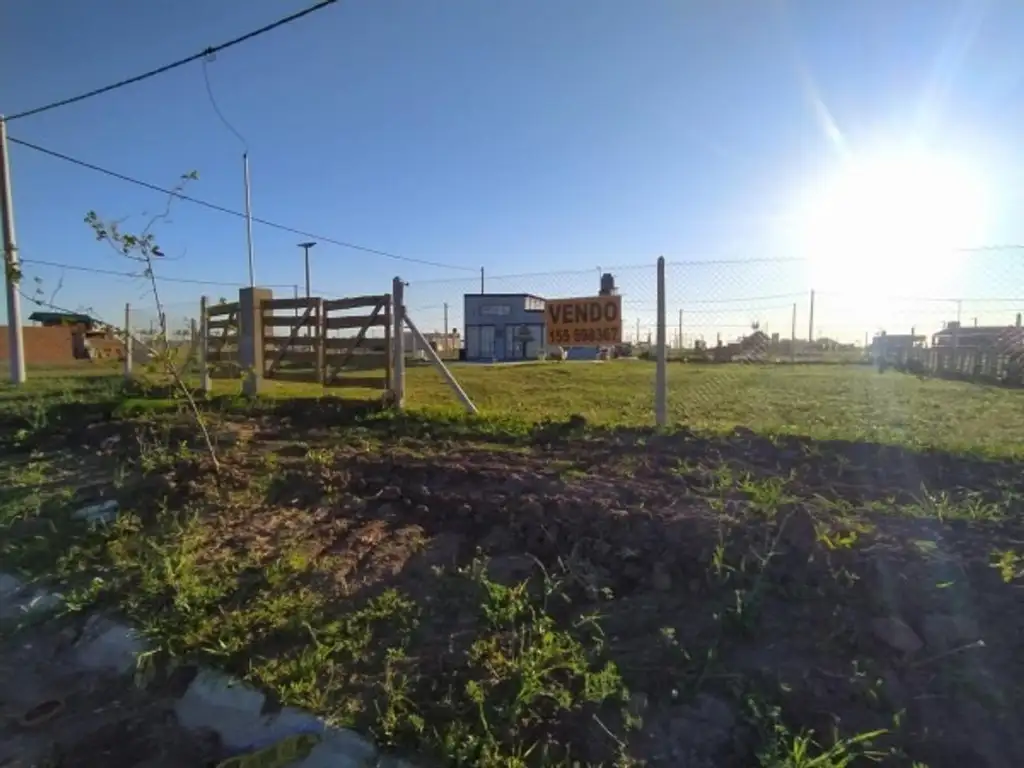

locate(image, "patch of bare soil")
(0, 623), (222, 768)
(50, 413), (1024, 766)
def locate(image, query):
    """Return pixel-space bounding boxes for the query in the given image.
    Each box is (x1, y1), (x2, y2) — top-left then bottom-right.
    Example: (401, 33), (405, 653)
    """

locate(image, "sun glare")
(799, 149), (988, 294)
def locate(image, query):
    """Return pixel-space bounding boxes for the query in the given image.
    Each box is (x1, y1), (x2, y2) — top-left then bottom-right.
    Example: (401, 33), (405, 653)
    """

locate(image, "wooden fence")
(203, 292), (392, 391)
(204, 300), (240, 376)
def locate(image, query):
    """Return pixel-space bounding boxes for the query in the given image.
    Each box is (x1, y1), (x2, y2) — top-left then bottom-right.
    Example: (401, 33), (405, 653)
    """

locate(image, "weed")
(749, 699), (887, 767)
(990, 549), (1022, 583)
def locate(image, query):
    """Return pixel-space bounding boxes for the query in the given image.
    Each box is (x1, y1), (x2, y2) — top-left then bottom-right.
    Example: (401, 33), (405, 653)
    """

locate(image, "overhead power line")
(20, 257), (293, 288)
(6, 1), (339, 122)
(9, 136), (475, 272)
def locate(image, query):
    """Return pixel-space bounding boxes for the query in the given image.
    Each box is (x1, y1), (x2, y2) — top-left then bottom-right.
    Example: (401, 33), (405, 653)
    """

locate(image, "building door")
(505, 326), (518, 359)
(480, 326), (495, 358)
(467, 326), (480, 358)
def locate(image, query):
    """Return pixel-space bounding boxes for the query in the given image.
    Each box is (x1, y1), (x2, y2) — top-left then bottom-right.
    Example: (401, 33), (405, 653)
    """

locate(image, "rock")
(651, 563), (673, 592)
(871, 617), (923, 654)
(72, 499), (120, 526)
(921, 614), (981, 649)
(74, 616), (147, 674)
(294, 727), (377, 767)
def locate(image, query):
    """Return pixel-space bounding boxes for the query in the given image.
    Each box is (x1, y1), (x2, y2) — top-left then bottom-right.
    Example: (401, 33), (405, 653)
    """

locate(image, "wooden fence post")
(316, 297), (326, 385)
(123, 303), (132, 379)
(199, 296), (211, 394)
(384, 295), (392, 392)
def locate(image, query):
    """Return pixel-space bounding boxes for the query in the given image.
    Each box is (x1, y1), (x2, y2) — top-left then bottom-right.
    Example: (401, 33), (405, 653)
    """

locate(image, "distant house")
(871, 332), (925, 361)
(27, 311), (123, 361)
(29, 311), (99, 330)
(932, 321), (1024, 352)
(712, 330), (771, 362)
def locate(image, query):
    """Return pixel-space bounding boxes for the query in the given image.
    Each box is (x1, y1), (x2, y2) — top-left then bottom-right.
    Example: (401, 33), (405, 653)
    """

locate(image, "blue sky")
(3, 0), (1024, 341)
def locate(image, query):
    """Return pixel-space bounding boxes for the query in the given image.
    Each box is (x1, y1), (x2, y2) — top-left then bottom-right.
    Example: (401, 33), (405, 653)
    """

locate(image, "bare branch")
(78, 170), (218, 471)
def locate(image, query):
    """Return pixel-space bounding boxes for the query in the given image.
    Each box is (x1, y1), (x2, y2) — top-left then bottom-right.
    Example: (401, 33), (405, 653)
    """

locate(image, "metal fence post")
(392, 277), (405, 408)
(655, 256), (667, 427)
(199, 296), (211, 394)
(123, 303), (132, 379)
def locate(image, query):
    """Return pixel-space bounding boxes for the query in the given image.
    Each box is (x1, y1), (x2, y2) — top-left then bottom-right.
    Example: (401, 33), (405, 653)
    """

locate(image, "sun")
(798, 148), (988, 294)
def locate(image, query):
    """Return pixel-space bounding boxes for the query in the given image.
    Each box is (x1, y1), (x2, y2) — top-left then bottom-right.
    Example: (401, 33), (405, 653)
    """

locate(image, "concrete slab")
(294, 727), (378, 767)
(73, 615), (147, 674)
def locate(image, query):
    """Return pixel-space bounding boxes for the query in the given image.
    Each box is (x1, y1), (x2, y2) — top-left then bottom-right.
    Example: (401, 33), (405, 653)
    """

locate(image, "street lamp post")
(298, 241), (316, 299)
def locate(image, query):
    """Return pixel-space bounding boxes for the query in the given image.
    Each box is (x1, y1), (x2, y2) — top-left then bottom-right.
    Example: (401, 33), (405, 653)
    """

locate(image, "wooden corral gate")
(261, 294), (392, 390)
(203, 300), (240, 376)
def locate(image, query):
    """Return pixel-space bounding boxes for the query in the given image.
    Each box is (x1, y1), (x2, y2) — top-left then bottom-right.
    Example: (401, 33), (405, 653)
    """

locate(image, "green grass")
(408, 361), (1024, 458)
(4, 361), (1023, 458)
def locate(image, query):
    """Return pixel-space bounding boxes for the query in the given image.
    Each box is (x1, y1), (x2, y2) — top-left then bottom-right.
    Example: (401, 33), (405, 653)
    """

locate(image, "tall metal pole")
(791, 302), (797, 363)
(297, 242), (316, 339)
(808, 289), (815, 343)
(654, 256), (667, 427)
(678, 309), (683, 350)
(480, 266), (485, 294)
(297, 243), (316, 299)
(0, 116), (26, 384)
(443, 302), (449, 355)
(304, 251), (311, 299)
(243, 153), (255, 287)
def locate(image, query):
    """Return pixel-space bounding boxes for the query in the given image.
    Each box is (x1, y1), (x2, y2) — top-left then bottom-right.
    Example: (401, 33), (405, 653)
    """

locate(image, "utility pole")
(635, 317), (640, 343)
(480, 267), (485, 294)
(298, 242), (316, 299)
(243, 153), (255, 287)
(790, 303), (797, 363)
(443, 302), (449, 355)
(678, 309), (683, 351)
(0, 116), (26, 384)
(808, 289), (815, 343)
(298, 242), (316, 339)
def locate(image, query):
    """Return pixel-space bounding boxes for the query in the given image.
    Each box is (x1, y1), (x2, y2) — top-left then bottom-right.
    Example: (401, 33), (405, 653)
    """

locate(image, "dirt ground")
(6, 401), (1024, 766)
(0, 621), (222, 768)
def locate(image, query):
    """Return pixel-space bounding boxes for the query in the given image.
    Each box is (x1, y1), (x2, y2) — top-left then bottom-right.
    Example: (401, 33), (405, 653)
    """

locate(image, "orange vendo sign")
(545, 295), (622, 347)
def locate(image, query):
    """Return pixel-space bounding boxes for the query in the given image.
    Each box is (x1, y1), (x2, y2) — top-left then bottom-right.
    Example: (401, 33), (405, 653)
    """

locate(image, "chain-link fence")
(397, 250), (1024, 423)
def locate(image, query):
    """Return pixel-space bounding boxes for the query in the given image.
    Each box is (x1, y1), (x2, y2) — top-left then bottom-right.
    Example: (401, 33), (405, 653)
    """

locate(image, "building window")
(524, 296), (545, 312)
(480, 304), (511, 316)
